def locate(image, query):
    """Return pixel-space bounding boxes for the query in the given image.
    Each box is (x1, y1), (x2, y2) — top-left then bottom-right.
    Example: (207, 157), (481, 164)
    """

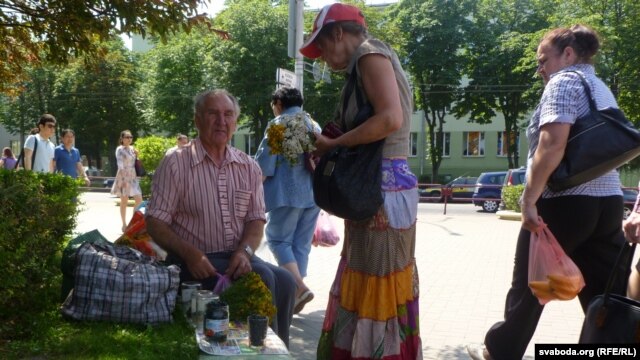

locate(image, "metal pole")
(295, 0), (304, 96)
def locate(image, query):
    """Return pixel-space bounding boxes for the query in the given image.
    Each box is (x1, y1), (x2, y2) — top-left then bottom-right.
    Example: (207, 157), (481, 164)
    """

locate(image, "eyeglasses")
(123, 136), (133, 139)
(45, 124), (56, 129)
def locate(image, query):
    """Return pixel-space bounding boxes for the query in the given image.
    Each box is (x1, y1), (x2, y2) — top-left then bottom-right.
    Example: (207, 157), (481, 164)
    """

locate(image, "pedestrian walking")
(53, 129), (91, 186)
(467, 25), (628, 360)
(111, 130), (142, 233)
(0, 147), (17, 170)
(23, 114), (56, 173)
(255, 87), (321, 314)
(165, 134), (190, 155)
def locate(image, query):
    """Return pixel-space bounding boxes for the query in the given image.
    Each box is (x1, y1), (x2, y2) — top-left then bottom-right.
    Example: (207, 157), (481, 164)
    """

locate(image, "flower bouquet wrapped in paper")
(266, 112), (316, 166)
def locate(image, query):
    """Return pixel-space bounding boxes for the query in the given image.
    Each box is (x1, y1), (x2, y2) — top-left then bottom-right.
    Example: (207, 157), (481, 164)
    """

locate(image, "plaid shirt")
(147, 138), (266, 253)
(526, 64), (622, 198)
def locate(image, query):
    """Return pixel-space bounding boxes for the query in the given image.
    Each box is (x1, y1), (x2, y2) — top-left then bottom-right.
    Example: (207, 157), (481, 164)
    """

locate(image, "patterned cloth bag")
(61, 242), (180, 324)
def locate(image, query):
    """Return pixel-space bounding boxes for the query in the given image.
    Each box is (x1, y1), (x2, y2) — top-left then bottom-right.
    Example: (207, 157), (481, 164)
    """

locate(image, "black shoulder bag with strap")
(313, 67), (385, 221)
(579, 242), (640, 343)
(15, 135), (38, 170)
(547, 71), (640, 191)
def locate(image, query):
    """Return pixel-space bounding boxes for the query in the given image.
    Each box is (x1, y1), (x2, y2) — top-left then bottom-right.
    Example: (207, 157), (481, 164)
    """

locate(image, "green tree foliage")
(1, 65), (57, 144)
(140, 27), (220, 135)
(0, 170), (79, 340)
(454, 0), (555, 169)
(0, 0), (209, 94)
(51, 39), (144, 172)
(391, 0), (471, 182)
(210, 0), (293, 137)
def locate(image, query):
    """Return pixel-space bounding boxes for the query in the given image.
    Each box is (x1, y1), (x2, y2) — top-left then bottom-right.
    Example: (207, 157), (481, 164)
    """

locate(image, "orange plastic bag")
(528, 222), (585, 305)
(115, 202), (166, 259)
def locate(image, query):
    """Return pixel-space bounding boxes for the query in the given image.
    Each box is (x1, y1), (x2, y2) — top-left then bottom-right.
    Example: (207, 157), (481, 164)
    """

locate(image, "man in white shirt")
(24, 114), (56, 173)
(164, 134), (189, 156)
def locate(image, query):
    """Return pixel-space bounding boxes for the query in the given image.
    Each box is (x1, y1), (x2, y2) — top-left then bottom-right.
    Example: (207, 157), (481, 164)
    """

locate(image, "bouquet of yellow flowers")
(220, 271), (276, 324)
(266, 112), (316, 166)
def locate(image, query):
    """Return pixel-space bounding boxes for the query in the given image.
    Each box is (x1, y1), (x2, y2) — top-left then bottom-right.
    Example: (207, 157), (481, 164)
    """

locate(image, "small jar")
(204, 299), (229, 343)
(180, 281), (201, 319)
(194, 290), (217, 334)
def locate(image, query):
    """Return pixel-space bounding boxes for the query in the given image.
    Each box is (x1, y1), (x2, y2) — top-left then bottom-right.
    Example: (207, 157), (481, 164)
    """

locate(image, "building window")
(497, 131), (519, 156)
(441, 132), (450, 157)
(463, 131), (485, 156)
(244, 134), (257, 155)
(409, 132), (418, 157)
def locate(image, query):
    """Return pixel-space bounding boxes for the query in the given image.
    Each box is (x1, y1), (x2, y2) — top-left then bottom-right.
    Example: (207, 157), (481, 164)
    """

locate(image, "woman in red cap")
(300, 3), (422, 359)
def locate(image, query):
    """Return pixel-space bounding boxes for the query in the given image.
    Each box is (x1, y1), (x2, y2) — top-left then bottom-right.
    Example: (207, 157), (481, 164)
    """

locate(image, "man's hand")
(624, 212), (640, 243)
(226, 249), (252, 280)
(83, 177), (91, 187)
(185, 250), (217, 279)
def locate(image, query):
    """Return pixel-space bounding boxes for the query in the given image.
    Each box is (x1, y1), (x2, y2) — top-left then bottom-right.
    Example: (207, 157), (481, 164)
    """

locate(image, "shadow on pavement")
(289, 310), (325, 358)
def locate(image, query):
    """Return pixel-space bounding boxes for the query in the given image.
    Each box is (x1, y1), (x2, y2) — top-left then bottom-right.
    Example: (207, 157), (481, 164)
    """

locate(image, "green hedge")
(0, 169), (80, 340)
(502, 184), (525, 212)
(136, 135), (173, 173)
(135, 135), (174, 199)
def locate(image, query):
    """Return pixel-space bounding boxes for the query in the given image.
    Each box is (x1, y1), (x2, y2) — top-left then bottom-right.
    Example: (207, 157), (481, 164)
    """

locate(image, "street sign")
(276, 68), (297, 88)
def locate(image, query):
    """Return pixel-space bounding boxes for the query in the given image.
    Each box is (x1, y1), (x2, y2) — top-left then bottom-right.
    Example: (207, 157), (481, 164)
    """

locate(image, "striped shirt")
(526, 63), (622, 198)
(147, 138), (266, 253)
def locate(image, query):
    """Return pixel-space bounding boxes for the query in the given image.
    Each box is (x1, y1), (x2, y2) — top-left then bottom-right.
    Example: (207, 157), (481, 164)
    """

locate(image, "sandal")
(293, 290), (314, 314)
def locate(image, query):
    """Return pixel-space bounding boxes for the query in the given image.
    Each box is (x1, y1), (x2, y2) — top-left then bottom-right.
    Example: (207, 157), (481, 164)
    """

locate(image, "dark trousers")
(173, 252), (296, 348)
(485, 195), (628, 360)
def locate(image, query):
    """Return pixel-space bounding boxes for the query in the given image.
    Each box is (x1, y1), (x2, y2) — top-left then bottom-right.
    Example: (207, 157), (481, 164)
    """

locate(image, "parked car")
(623, 187), (638, 220)
(83, 166), (102, 177)
(418, 176), (477, 202)
(499, 167), (527, 210)
(103, 178), (115, 188)
(472, 171), (507, 212)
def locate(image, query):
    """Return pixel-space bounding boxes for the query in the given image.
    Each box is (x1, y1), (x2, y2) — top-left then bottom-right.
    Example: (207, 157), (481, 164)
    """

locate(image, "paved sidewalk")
(75, 193), (588, 359)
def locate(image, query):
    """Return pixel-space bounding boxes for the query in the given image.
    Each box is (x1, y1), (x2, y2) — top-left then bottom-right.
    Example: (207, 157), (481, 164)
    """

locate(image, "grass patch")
(3, 286), (198, 360)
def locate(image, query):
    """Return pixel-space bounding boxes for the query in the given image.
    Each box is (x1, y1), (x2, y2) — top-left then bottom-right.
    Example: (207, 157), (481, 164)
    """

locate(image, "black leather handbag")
(579, 243), (640, 343)
(313, 68), (384, 221)
(547, 72), (640, 191)
(134, 157), (146, 177)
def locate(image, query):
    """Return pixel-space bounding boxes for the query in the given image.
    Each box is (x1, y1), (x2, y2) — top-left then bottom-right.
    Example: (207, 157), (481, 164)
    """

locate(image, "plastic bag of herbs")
(219, 271), (277, 324)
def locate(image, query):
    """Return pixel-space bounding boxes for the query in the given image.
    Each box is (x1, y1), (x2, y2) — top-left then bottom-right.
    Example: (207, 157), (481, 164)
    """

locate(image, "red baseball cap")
(299, 3), (366, 59)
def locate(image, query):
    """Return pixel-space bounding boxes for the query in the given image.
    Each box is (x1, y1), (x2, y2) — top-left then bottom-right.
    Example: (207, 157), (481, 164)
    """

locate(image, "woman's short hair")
(541, 24), (600, 63)
(272, 87), (304, 109)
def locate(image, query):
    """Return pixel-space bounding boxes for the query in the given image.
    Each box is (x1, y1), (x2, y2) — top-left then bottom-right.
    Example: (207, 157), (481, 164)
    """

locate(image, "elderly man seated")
(146, 89), (296, 346)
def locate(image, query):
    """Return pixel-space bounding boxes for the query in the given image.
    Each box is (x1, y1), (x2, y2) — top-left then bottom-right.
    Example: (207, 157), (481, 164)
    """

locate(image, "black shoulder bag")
(547, 72), (640, 191)
(313, 68), (385, 221)
(579, 243), (640, 343)
(15, 135), (38, 170)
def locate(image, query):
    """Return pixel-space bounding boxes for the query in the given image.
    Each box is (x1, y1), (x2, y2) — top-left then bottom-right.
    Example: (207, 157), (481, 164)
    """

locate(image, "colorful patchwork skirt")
(317, 159), (422, 359)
